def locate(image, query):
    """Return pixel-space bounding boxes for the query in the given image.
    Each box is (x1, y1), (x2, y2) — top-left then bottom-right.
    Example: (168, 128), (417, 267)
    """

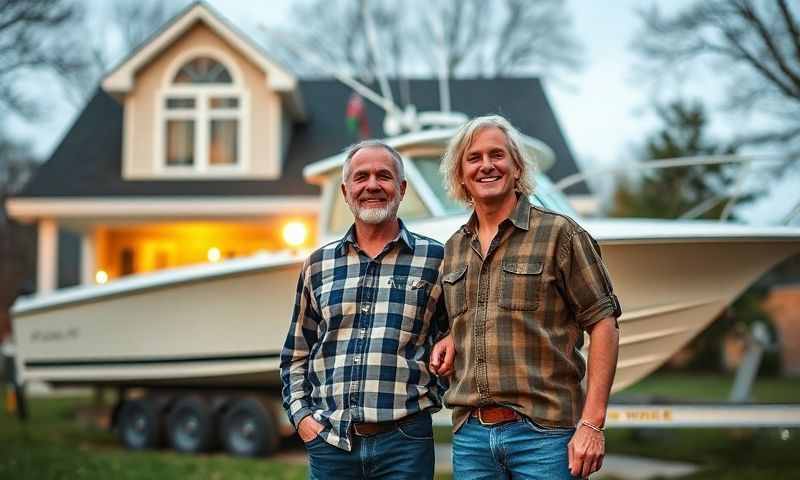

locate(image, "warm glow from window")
(283, 222), (308, 247)
(95, 270), (108, 284)
(207, 247), (222, 263)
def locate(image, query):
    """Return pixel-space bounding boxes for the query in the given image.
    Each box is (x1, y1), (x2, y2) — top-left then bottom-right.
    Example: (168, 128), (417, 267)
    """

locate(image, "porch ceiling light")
(207, 247), (222, 263)
(283, 221), (307, 247)
(95, 270), (108, 285)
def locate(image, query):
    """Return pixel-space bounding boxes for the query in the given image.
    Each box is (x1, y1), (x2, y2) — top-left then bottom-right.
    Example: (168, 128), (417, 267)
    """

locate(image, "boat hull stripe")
(24, 352), (282, 368)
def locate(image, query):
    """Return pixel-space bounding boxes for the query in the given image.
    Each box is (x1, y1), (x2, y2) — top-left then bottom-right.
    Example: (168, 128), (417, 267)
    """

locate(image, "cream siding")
(121, 21), (282, 180)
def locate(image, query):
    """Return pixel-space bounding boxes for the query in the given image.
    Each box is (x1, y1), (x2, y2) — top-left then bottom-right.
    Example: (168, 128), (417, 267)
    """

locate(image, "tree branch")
(776, 0), (800, 67)
(733, 0), (800, 94)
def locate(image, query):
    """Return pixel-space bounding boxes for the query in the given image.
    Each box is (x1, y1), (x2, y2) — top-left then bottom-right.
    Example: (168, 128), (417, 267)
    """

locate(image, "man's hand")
(568, 423), (605, 478)
(297, 415), (324, 443)
(429, 333), (455, 376)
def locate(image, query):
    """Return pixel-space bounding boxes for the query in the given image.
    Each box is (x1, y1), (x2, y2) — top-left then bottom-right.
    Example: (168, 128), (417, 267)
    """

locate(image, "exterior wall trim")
(6, 197), (320, 221)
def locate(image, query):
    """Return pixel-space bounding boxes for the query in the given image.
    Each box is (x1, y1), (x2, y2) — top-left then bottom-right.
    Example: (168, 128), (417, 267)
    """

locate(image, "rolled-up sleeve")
(279, 260), (321, 428)
(557, 227), (622, 330)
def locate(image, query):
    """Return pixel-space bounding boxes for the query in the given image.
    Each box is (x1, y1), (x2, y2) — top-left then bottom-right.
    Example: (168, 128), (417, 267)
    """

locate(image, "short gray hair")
(342, 140), (405, 184)
(440, 115), (536, 204)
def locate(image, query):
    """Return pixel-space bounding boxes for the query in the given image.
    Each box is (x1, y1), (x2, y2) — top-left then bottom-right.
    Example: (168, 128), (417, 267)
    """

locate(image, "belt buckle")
(352, 422), (385, 437)
(476, 407), (516, 426)
(352, 423), (372, 437)
(477, 408), (499, 426)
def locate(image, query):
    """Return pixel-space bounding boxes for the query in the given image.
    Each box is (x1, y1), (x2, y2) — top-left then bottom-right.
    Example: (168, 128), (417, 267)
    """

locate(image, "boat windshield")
(409, 156), (580, 218)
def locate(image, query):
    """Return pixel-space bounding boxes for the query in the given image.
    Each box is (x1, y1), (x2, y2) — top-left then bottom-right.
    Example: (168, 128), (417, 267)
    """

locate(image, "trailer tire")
(220, 397), (278, 457)
(166, 395), (217, 453)
(117, 398), (162, 450)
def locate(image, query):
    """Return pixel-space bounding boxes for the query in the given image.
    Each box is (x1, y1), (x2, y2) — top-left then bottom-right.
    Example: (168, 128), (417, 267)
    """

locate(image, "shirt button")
(361, 304), (370, 313)
(353, 356), (360, 364)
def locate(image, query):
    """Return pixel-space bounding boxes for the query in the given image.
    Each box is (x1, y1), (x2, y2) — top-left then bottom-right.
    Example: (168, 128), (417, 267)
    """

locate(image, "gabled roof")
(102, 1), (303, 118)
(16, 77), (588, 199)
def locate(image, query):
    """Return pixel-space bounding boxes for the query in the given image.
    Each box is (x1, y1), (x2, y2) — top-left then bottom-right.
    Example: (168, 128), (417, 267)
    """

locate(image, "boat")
(11, 129), (800, 394)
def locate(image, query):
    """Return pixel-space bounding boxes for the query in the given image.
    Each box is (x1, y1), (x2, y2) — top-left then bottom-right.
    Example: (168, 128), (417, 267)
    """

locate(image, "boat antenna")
(360, 0), (395, 108)
(426, 7), (451, 112)
(260, 22), (467, 133)
(259, 25), (403, 119)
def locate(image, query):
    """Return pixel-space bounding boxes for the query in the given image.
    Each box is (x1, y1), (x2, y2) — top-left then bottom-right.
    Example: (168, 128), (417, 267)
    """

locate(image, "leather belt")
(351, 412), (422, 437)
(471, 405), (522, 426)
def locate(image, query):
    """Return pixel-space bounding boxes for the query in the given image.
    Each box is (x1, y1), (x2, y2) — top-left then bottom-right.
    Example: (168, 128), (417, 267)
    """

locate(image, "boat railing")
(553, 154), (799, 225)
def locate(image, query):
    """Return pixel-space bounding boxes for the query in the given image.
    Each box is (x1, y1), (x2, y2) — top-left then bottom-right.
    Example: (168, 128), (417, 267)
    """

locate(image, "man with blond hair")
(281, 140), (445, 479)
(430, 115), (621, 479)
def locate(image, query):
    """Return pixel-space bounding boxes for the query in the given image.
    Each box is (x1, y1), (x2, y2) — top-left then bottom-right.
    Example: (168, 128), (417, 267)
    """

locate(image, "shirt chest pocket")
(388, 276), (431, 307)
(499, 261), (543, 311)
(442, 265), (468, 318)
(386, 275), (431, 333)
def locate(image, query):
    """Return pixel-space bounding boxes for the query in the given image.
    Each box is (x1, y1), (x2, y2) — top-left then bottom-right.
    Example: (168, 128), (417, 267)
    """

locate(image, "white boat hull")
(11, 223), (800, 393)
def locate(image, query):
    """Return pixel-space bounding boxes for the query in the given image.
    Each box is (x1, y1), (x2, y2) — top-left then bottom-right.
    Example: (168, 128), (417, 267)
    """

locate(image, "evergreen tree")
(611, 99), (747, 220)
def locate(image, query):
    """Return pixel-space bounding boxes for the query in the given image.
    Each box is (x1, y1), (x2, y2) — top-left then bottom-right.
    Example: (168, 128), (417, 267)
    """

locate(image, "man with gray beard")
(280, 140), (446, 479)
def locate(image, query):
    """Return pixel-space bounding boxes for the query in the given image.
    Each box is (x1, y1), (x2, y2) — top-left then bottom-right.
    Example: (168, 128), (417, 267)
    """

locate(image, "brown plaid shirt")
(440, 195), (621, 431)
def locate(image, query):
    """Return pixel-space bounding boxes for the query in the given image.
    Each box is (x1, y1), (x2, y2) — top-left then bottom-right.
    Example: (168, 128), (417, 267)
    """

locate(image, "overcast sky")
(7, 0), (797, 223)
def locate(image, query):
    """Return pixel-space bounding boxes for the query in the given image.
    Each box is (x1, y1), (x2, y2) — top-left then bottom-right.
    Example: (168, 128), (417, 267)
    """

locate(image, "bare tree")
(0, 134), (38, 339)
(64, 0), (190, 104)
(0, 0), (87, 118)
(270, 0), (581, 82)
(634, 0), (800, 153)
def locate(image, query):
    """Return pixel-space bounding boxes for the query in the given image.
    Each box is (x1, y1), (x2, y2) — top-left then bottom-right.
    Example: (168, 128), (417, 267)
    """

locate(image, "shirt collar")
(508, 194), (532, 231)
(461, 194), (531, 235)
(337, 218), (415, 255)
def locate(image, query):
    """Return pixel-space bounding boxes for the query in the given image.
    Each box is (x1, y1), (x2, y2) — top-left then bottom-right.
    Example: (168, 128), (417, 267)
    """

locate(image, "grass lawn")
(0, 394), (454, 480)
(0, 395), (308, 480)
(612, 372), (800, 403)
(1, 373), (798, 479)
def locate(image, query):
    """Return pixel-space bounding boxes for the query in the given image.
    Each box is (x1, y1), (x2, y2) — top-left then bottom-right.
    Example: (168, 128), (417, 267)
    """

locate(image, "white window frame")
(155, 47), (251, 177)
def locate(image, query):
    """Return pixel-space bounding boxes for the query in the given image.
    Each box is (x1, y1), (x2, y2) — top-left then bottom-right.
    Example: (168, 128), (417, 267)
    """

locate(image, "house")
(5, 2), (588, 295)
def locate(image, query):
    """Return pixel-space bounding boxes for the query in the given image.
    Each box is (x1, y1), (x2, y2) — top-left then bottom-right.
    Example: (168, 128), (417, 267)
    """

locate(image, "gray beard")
(349, 196), (401, 224)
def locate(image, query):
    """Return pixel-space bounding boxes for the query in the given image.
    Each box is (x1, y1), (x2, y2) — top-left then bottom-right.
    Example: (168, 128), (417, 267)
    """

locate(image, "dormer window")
(157, 54), (249, 175)
(173, 57), (233, 84)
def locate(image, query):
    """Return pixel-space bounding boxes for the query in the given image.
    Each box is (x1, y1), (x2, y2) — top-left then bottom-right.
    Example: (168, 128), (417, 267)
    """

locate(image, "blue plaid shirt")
(280, 220), (446, 451)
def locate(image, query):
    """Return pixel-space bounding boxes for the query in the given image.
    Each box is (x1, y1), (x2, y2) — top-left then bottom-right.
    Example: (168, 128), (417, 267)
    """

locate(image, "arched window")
(173, 57), (233, 84)
(159, 54), (247, 173)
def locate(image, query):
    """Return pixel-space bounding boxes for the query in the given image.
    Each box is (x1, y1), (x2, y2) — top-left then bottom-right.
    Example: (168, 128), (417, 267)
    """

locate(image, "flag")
(346, 93), (370, 139)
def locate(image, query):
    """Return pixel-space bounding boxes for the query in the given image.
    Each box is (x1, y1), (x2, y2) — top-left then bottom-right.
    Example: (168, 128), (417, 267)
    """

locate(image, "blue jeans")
(453, 416), (578, 480)
(305, 411), (434, 480)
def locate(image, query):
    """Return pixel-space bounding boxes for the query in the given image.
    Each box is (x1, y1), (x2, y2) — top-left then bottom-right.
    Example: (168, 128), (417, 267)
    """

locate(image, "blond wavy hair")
(440, 115), (536, 204)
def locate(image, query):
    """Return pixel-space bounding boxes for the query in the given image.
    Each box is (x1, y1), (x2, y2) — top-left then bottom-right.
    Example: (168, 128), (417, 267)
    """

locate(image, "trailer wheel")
(117, 398), (162, 450)
(220, 397), (278, 457)
(166, 396), (216, 453)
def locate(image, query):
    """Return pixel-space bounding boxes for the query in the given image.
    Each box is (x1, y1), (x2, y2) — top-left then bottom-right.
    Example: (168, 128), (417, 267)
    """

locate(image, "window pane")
(209, 119), (238, 165)
(120, 248), (135, 276)
(397, 184), (430, 221)
(173, 57), (232, 84)
(411, 156), (467, 214)
(533, 173), (579, 216)
(209, 97), (239, 109)
(166, 98), (195, 109)
(166, 120), (194, 166)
